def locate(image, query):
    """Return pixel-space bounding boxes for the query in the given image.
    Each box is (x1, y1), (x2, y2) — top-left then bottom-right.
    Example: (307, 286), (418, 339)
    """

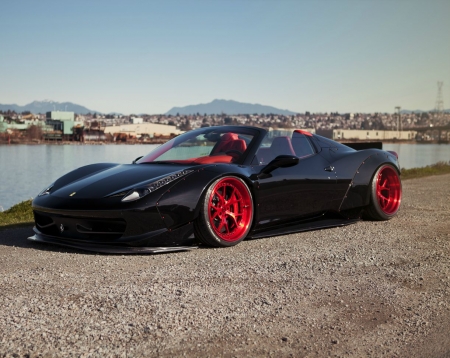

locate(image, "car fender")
(156, 165), (257, 230)
(338, 151), (400, 212)
(156, 168), (222, 229)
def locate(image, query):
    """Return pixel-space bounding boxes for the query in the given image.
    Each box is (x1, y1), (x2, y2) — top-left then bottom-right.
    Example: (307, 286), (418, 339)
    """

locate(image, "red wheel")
(194, 176), (253, 247)
(365, 164), (402, 220)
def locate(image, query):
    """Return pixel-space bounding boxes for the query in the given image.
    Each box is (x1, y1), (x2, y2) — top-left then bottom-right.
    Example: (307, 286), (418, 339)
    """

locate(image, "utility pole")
(395, 106), (401, 139)
(434, 81), (444, 124)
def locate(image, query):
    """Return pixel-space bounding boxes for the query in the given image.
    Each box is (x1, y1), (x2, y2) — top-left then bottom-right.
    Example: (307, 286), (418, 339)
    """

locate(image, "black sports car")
(29, 125), (402, 253)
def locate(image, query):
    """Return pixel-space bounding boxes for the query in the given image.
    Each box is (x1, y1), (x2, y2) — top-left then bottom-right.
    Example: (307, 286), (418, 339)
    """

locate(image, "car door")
(254, 132), (336, 229)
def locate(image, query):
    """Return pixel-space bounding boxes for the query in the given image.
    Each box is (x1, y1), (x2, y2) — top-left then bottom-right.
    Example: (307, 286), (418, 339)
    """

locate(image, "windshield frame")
(136, 126), (266, 166)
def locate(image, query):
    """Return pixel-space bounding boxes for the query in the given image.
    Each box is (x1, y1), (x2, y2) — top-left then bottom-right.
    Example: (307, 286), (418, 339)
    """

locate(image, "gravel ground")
(0, 174), (449, 358)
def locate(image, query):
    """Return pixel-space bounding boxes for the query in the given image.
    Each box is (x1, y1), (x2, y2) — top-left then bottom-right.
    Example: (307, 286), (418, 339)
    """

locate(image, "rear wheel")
(365, 164), (402, 220)
(194, 176), (253, 247)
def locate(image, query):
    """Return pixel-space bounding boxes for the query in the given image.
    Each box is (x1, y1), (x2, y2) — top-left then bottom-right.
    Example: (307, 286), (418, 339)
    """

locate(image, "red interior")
(211, 133), (247, 155)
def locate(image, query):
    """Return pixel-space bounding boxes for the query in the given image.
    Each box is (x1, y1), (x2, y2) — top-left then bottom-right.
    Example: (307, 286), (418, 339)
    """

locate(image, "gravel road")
(1, 174), (449, 358)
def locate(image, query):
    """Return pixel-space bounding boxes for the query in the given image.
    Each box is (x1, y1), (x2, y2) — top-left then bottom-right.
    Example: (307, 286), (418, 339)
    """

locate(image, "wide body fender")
(338, 151), (400, 211)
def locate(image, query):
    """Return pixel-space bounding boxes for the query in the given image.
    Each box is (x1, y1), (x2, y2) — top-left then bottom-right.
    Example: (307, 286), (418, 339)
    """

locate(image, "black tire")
(194, 176), (253, 247)
(364, 164), (402, 220)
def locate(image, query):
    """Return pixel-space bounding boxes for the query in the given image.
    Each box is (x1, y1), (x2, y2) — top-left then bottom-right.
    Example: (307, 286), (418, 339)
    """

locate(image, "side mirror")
(132, 156), (143, 164)
(252, 155), (299, 179)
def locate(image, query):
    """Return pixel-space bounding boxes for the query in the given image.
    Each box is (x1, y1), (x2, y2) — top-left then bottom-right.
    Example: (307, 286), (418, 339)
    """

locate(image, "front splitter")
(28, 233), (198, 254)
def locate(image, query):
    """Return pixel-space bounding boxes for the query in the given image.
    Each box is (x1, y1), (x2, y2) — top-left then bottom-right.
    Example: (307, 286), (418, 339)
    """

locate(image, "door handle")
(324, 166), (334, 172)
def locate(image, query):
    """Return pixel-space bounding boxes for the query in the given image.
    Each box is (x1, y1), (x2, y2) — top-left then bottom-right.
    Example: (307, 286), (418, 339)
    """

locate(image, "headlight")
(121, 170), (193, 202)
(38, 183), (54, 196)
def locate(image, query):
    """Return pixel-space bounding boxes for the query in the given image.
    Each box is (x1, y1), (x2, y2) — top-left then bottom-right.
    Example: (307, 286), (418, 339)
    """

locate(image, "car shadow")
(0, 225), (34, 248)
(0, 225), (99, 255)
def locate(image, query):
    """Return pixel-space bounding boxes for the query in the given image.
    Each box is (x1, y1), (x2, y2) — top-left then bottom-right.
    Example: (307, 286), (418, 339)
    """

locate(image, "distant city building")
(317, 129), (417, 141)
(0, 115), (5, 133)
(104, 122), (182, 140)
(1, 108), (448, 143)
(131, 117), (144, 124)
(45, 111), (83, 139)
(0, 113), (50, 133)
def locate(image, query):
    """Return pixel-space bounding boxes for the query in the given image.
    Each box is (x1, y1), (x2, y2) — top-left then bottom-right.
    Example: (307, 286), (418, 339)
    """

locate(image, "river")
(0, 143), (449, 210)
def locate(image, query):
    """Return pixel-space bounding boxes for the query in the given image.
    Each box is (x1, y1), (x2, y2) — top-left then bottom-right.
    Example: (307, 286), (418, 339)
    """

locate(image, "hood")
(50, 163), (194, 199)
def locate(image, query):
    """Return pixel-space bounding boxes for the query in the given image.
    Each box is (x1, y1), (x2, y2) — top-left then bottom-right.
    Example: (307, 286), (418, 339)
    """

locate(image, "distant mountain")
(400, 109), (450, 114)
(0, 100), (99, 114)
(400, 109), (425, 114)
(166, 99), (297, 116)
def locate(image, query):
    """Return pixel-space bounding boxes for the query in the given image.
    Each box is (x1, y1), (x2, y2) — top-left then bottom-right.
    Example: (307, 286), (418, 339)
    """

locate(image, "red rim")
(376, 166), (401, 215)
(207, 178), (252, 242)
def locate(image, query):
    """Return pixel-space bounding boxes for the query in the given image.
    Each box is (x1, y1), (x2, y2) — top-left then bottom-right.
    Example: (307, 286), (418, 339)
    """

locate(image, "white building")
(322, 129), (417, 141)
(131, 117), (143, 124)
(104, 122), (182, 138)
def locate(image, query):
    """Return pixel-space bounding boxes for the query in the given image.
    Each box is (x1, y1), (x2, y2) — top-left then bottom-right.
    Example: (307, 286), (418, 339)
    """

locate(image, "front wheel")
(194, 176), (253, 247)
(365, 164), (402, 220)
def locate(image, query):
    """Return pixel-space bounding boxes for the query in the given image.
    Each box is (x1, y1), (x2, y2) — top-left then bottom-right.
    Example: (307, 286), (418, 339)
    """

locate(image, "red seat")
(211, 133), (247, 155)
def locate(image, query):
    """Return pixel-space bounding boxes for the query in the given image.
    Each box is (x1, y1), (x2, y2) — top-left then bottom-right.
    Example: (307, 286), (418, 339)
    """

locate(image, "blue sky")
(1, 0), (449, 114)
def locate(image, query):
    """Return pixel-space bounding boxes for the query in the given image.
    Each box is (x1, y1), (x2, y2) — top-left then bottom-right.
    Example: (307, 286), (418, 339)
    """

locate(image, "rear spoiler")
(342, 142), (383, 150)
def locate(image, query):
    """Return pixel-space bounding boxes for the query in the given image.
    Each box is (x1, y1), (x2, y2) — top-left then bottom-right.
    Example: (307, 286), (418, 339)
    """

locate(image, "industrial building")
(104, 122), (182, 142)
(0, 114), (49, 133)
(317, 129), (417, 141)
(45, 111), (83, 140)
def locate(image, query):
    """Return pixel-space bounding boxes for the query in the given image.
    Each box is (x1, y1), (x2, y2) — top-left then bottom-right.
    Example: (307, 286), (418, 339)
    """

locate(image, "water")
(0, 143), (449, 210)
(0, 144), (157, 211)
(383, 143), (450, 170)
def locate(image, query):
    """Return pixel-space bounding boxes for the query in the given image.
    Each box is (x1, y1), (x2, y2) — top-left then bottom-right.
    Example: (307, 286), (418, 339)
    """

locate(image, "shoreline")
(0, 140), (163, 146)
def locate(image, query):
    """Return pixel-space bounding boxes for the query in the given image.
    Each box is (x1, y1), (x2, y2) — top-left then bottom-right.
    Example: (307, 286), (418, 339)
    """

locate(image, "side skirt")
(248, 216), (360, 239)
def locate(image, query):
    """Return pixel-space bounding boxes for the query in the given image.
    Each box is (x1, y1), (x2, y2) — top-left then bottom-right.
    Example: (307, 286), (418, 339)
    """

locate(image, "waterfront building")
(0, 113), (51, 134)
(104, 122), (182, 142)
(45, 111), (83, 140)
(317, 129), (417, 141)
(131, 117), (144, 124)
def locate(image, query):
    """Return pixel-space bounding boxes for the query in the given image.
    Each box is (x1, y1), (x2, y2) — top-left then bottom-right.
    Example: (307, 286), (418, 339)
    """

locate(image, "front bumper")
(28, 230), (197, 254)
(30, 205), (197, 253)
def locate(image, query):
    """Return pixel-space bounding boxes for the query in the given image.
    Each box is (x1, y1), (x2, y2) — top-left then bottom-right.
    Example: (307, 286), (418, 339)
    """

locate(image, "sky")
(1, 0), (449, 115)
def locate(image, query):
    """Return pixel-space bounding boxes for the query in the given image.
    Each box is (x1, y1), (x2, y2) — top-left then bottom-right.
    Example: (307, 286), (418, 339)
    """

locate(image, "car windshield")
(137, 127), (257, 165)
